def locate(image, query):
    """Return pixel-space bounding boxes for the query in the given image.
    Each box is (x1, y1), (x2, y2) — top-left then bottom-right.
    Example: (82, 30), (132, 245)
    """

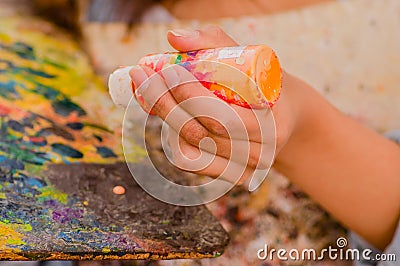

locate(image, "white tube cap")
(108, 66), (134, 108)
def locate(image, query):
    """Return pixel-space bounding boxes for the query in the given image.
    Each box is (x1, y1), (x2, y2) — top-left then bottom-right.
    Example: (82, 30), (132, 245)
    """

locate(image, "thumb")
(167, 25), (238, 52)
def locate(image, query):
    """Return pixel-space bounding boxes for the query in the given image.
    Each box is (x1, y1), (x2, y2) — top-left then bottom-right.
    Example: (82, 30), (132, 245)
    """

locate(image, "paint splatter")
(96, 146), (117, 158)
(0, 17), (226, 260)
(0, 17), (127, 254)
(112, 185), (126, 195)
(51, 143), (84, 159)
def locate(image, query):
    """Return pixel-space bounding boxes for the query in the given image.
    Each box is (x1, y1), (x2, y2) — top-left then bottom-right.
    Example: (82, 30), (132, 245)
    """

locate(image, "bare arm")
(274, 72), (400, 250)
(126, 26), (400, 250)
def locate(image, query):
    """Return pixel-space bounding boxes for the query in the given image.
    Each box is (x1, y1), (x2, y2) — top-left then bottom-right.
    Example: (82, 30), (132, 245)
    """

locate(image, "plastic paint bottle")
(109, 45), (282, 109)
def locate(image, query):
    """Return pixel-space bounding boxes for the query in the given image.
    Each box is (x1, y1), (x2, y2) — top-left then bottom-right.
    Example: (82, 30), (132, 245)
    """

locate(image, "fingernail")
(162, 67), (180, 89)
(129, 66), (150, 94)
(136, 79), (150, 95)
(169, 29), (199, 38)
(130, 80), (136, 93)
(129, 67), (138, 93)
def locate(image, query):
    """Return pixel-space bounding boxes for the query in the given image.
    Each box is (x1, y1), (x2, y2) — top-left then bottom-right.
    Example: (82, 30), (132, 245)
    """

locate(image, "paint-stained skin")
(0, 18), (228, 260)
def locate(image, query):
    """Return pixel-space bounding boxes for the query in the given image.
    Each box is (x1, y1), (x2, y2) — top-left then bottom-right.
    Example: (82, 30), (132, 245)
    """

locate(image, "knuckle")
(247, 145), (270, 170)
(247, 153), (261, 169)
(181, 120), (208, 145)
(208, 120), (227, 136)
(152, 97), (167, 114)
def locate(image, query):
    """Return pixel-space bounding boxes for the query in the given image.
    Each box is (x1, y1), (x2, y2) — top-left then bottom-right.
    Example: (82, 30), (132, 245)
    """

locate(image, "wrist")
(272, 71), (315, 156)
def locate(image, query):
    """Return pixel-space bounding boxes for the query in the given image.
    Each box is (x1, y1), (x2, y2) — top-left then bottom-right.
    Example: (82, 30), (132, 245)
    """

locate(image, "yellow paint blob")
(0, 222), (27, 250)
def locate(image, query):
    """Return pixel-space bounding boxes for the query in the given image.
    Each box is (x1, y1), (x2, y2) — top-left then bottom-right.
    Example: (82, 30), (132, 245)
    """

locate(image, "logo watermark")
(122, 62), (277, 206)
(257, 237), (397, 262)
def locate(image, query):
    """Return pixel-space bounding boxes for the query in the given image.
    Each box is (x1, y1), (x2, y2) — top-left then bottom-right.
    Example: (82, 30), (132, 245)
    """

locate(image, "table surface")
(0, 17), (228, 260)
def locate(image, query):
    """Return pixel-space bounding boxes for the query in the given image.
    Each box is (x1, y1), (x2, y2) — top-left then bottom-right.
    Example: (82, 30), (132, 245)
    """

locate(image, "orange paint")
(138, 45), (282, 109)
(113, 185), (126, 195)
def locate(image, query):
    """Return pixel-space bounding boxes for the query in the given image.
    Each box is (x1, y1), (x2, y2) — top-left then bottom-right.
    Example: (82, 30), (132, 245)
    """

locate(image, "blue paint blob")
(8, 120), (25, 132)
(11, 42), (36, 60)
(96, 146), (117, 158)
(52, 98), (86, 117)
(66, 122), (84, 130)
(0, 80), (20, 99)
(0, 157), (25, 170)
(51, 143), (83, 158)
(179, 61), (192, 71)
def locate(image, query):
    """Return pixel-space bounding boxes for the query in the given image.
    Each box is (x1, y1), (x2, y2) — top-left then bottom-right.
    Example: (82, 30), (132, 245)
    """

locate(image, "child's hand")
(126, 26), (400, 250)
(129, 26), (298, 185)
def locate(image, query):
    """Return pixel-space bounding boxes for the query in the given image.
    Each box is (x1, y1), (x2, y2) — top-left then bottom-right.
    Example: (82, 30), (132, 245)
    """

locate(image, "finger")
(170, 134), (255, 185)
(129, 66), (155, 114)
(161, 65), (228, 136)
(167, 25), (238, 52)
(130, 65), (212, 144)
(168, 124), (271, 170)
(130, 65), (180, 119)
(132, 66), (274, 168)
(163, 65), (273, 142)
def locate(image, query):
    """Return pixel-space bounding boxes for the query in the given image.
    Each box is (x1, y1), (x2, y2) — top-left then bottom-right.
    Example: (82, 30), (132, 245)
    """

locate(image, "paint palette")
(0, 17), (228, 260)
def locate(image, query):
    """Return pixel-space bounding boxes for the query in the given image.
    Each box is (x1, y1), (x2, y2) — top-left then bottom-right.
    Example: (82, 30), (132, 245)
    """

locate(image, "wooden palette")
(0, 17), (228, 260)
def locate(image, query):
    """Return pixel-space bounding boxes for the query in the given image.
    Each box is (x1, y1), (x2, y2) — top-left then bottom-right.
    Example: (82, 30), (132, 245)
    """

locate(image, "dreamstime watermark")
(122, 60), (277, 206)
(257, 237), (397, 262)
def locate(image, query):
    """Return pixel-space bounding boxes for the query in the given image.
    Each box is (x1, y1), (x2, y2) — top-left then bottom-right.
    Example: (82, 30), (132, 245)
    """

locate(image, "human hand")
(123, 26), (400, 249)
(129, 26), (299, 186)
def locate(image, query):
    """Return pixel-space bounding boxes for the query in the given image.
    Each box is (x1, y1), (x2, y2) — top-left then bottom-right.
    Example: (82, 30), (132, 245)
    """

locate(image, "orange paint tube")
(109, 45), (282, 109)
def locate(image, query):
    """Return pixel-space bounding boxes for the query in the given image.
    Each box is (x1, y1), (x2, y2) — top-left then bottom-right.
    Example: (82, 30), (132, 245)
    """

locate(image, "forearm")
(274, 73), (400, 250)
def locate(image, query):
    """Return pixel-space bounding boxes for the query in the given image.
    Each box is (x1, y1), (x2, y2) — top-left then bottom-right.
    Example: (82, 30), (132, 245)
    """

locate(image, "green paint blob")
(37, 186), (68, 204)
